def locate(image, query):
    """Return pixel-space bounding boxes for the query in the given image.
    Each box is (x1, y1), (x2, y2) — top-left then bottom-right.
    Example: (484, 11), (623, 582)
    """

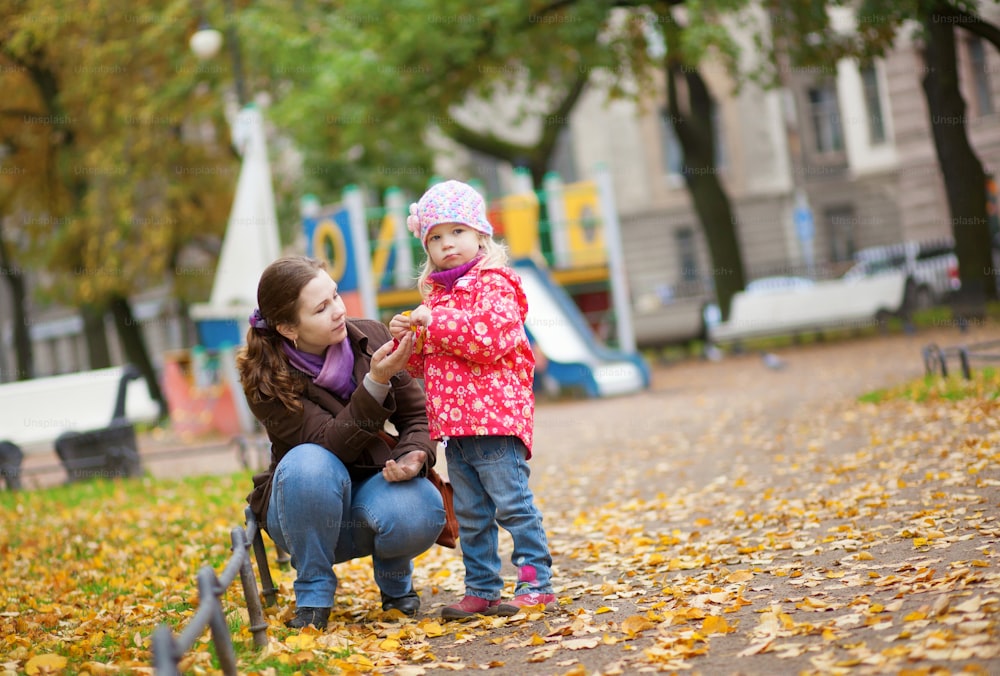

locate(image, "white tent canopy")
(191, 104), (281, 321)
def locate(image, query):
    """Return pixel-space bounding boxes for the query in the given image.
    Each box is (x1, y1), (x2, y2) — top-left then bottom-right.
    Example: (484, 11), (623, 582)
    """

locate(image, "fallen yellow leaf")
(25, 655), (68, 675)
(621, 615), (655, 637)
(702, 615), (735, 634)
(726, 570), (754, 583)
(285, 633), (317, 650)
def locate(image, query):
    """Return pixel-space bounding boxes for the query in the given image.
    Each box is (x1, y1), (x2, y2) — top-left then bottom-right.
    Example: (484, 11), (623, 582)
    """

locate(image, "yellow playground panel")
(373, 179), (611, 311)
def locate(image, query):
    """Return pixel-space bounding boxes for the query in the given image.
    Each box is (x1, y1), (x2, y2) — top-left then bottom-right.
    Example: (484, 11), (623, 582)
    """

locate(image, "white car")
(843, 240), (960, 308)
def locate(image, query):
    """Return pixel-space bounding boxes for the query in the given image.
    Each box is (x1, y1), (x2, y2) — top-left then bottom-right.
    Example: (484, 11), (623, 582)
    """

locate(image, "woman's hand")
(382, 449), (427, 482)
(369, 333), (414, 385)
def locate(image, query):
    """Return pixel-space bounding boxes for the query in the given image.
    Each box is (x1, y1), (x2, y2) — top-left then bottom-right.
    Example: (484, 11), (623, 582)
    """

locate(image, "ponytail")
(237, 328), (304, 413)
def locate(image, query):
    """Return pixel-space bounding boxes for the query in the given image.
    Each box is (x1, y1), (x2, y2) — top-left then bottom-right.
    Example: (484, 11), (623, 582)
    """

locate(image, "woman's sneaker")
(441, 595), (517, 620)
(285, 606), (331, 630)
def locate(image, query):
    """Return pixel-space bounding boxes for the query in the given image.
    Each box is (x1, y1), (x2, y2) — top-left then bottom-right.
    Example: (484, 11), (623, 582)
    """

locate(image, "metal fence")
(151, 506), (280, 674)
(922, 339), (1000, 379)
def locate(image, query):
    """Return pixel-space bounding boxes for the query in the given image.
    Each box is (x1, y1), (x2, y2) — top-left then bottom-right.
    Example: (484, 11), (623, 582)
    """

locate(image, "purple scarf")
(429, 256), (481, 291)
(282, 338), (356, 399)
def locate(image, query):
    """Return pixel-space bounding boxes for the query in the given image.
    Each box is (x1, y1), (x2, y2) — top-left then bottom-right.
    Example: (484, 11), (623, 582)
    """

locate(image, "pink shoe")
(499, 563), (557, 613)
(499, 592), (557, 613)
(441, 595), (515, 620)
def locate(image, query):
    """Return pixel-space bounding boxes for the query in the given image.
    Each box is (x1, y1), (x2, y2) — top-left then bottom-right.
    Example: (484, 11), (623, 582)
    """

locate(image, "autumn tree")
(0, 0), (235, 400)
(239, 0), (752, 318)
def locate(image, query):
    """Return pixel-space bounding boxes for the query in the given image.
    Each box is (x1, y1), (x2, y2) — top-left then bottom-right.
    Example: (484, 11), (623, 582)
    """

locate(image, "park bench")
(708, 270), (908, 346)
(0, 364), (161, 488)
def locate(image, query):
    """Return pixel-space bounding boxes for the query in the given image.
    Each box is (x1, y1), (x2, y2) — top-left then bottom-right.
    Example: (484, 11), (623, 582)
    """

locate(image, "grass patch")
(860, 367), (1000, 403)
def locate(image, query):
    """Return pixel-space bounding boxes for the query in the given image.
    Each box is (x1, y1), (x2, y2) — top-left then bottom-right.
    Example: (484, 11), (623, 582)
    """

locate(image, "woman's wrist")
(363, 373), (391, 402)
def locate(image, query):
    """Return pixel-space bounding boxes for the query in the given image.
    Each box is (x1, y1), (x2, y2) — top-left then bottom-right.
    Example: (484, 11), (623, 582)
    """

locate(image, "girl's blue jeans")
(265, 443), (445, 609)
(445, 435), (553, 600)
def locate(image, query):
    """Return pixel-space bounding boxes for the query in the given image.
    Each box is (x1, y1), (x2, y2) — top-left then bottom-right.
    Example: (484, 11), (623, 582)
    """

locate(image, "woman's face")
(425, 222), (481, 270)
(280, 271), (347, 354)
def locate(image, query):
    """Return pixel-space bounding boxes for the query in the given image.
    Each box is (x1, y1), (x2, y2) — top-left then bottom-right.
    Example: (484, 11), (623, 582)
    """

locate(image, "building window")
(547, 127), (578, 183)
(659, 108), (684, 176)
(660, 102), (726, 176)
(860, 65), (886, 144)
(710, 101), (726, 169)
(968, 37), (994, 116)
(675, 227), (699, 283)
(825, 205), (855, 263)
(807, 82), (844, 154)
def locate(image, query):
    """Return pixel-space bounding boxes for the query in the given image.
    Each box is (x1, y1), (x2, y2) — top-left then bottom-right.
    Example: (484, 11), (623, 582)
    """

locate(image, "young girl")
(389, 180), (555, 620)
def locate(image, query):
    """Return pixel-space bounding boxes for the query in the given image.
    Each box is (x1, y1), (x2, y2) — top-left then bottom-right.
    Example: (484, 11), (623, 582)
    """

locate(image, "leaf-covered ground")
(2, 327), (999, 675)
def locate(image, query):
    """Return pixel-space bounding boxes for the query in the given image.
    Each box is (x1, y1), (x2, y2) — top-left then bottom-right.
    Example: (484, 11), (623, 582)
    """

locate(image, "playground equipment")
(516, 258), (649, 397)
(300, 167), (650, 398)
(183, 116), (649, 403)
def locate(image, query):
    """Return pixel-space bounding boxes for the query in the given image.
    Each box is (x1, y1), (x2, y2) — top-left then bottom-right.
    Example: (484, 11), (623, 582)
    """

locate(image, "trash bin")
(0, 440), (23, 491)
(55, 421), (142, 482)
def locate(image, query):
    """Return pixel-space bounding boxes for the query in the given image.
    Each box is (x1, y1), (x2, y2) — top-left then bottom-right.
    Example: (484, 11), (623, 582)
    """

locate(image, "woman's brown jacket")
(246, 319), (434, 525)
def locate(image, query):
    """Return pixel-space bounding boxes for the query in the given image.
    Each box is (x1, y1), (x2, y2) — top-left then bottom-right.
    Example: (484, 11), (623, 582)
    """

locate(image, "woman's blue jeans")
(446, 435), (553, 600)
(265, 443), (445, 609)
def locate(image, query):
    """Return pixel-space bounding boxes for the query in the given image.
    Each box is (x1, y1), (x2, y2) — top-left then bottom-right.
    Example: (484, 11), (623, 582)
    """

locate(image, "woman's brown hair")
(237, 256), (327, 412)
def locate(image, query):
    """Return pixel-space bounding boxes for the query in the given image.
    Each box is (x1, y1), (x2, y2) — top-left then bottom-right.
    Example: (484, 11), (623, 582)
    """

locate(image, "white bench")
(0, 365), (161, 451)
(709, 271), (908, 345)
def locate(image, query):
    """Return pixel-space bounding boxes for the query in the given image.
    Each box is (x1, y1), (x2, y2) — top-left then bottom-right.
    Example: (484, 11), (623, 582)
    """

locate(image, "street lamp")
(189, 0), (248, 107)
(189, 24), (223, 60)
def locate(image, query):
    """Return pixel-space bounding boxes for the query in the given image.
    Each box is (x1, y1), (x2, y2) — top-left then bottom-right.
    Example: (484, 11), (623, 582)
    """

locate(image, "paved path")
(414, 323), (1000, 675)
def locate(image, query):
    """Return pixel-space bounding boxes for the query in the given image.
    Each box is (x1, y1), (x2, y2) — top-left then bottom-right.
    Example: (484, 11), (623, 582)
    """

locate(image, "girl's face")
(425, 222), (481, 270)
(279, 271), (348, 355)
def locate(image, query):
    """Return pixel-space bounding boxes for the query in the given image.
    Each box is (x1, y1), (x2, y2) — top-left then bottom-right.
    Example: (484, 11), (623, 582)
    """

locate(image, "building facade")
(437, 5), (1000, 346)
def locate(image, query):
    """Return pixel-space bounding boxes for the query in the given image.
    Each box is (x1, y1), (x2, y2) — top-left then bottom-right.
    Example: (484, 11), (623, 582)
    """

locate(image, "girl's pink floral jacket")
(406, 263), (536, 456)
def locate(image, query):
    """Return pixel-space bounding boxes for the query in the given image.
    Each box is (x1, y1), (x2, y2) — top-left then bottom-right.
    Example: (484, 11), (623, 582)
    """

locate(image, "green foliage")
(860, 367), (1000, 403)
(0, 0), (236, 308)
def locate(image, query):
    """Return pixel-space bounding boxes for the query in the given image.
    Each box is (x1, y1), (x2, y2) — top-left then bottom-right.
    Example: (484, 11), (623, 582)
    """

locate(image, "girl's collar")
(429, 255), (482, 290)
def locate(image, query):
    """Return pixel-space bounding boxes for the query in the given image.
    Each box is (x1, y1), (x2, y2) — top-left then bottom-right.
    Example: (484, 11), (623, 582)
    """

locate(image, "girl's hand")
(369, 333), (414, 384)
(383, 449), (427, 482)
(388, 313), (411, 340)
(409, 305), (432, 328)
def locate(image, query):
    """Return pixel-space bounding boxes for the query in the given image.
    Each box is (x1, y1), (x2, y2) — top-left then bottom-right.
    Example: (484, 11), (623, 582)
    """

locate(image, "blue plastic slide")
(513, 258), (650, 398)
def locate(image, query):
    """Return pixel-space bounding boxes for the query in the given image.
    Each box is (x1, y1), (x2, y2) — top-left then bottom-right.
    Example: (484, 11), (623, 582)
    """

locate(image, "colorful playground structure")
(299, 168), (650, 398)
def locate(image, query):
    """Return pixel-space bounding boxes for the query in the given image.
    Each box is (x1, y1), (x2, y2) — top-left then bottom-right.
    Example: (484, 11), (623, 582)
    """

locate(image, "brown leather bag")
(379, 431), (458, 548)
(426, 466), (459, 548)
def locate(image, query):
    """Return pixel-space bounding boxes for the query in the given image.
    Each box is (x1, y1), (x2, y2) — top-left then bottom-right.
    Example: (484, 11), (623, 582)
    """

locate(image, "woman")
(238, 255), (445, 630)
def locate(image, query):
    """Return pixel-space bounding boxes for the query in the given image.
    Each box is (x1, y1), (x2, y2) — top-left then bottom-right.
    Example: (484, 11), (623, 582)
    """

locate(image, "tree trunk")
(109, 294), (168, 419)
(81, 305), (111, 369)
(667, 63), (746, 320)
(0, 217), (34, 380)
(446, 74), (588, 191)
(923, 6), (996, 317)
